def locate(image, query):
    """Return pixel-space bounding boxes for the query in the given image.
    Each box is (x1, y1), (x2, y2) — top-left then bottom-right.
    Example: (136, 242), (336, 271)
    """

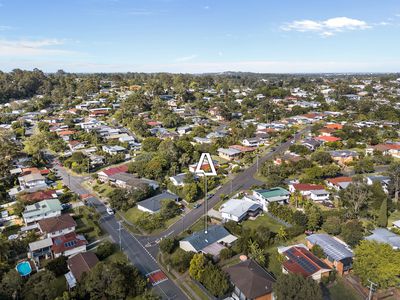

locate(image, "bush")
(165, 249), (194, 273)
(96, 241), (116, 260)
(322, 216), (342, 235)
(45, 256), (68, 276)
(219, 248), (234, 260)
(159, 237), (177, 254)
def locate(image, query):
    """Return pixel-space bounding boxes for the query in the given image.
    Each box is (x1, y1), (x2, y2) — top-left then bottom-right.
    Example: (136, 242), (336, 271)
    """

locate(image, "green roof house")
(251, 187), (290, 211)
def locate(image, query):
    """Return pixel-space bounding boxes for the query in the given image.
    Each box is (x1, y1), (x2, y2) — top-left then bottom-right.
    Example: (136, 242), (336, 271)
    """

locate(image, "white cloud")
(282, 17), (370, 36)
(0, 38), (76, 57)
(204, 6), (210, 10)
(175, 54), (197, 62)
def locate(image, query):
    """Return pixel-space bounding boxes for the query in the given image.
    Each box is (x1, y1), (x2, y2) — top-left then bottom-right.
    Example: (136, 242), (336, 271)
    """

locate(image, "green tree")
(189, 253), (207, 281)
(341, 220), (364, 247)
(354, 240), (400, 288)
(306, 206), (322, 231)
(273, 273), (322, 300)
(22, 269), (61, 300)
(322, 216), (342, 235)
(377, 198), (388, 228)
(0, 269), (24, 300)
(141, 137), (162, 152)
(248, 240), (266, 266)
(159, 237), (177, 254)
(96, 241), (116, 260)
(45, 255), (68, 276)
(77, 262), (146, 300)
(310, 244), (325, 259)
(200, 264), (230, 297)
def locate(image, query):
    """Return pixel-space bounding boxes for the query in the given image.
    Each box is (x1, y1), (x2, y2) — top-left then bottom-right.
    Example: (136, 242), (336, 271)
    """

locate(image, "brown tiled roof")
(67, 252), (99, 282)
(225, 260), (275, 299)
(38, 214), (77, 234)
(52, 232), (87, 254)
(20, 190), (58, 203)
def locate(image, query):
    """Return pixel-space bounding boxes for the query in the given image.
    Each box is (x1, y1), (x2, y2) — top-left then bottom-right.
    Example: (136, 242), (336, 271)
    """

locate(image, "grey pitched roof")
(306, 234), (353, 261)
(225, 259), (275, 299)
(365, 228), (400, 249)
(181, 225), (232, 252)
(137, 191), (179, 213)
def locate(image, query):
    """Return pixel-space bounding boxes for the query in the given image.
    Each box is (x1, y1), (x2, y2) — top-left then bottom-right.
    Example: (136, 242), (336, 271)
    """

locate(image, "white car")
(106, 207), (114, 215)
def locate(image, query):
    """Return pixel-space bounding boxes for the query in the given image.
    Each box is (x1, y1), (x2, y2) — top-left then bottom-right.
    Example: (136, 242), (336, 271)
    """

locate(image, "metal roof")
(181, 225), (233, 252)
(365, 228), (400, 249)
(306, 234), (353, 261)
(137, 191), (179, 213)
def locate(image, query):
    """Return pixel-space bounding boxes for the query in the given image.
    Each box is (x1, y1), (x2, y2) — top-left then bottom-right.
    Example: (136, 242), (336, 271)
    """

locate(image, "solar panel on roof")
(286, 248), (318, 274)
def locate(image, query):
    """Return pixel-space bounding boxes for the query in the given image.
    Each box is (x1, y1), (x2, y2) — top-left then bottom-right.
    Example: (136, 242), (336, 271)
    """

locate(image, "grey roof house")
(179, 225), (237, 256)
(137, 191), (179, 214)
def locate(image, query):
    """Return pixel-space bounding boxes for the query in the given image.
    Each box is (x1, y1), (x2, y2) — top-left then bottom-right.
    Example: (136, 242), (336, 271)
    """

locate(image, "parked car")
(106, 207), (114, 215)
(61, 203), (72, 211)
(193, 203), (201, 209)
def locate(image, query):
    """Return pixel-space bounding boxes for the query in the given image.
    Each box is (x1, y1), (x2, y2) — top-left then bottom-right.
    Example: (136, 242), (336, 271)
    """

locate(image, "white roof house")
(219, 198), (262, 222)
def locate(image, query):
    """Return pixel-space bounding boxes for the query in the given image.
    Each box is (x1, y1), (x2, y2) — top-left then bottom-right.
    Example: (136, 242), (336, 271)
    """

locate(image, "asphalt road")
(144, 126), (311, 245)
(47, 154), (187, 300)
(44, 126), (309, 299)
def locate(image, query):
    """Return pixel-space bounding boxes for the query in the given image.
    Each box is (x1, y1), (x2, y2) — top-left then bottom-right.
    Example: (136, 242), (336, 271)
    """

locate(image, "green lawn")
(327, 278), (362, 300)
(186, 279), (210, 300)
(73, 206), (103, 242)
(242, 213), (285, 232)
(120, 207), (182, 235)
(388, 210), (400, 226)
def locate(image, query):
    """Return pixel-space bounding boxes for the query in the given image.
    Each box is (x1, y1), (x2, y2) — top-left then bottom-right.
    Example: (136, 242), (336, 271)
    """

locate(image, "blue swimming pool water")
(16, 261), (32, 276)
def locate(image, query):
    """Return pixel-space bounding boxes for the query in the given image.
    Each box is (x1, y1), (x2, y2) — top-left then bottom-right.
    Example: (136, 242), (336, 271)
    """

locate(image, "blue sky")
(0, 0), (399, 73)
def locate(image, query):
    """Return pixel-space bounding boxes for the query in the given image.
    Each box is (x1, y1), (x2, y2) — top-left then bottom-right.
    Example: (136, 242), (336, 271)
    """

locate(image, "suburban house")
(315, 136), (341, 143)
(365, 228), (400, 250)
(251, 187), (290, 211)
(18, 173), (47, 190)
(20, 190), (58, 203)
(279, 245), (331, 281)
(306, 234), (353, 275)
(288, 183), (325, 196)
(326, 177), (353, 191)
(52, 232), (88, 258)
(241, 137), (267, 147)
(102, 145), (126, 156)
(217, 148), (241, 161)
(366, 143), (400, 158)
(68, 140), (86, 152)
(38, 214), (77, 238)
(365, 175), (390, 194)
(22, 199), (62, 225)
(179, 225), (237, 256)
(97, 164), (129, 182)
(107, 173), (159, 190)
(225, 259), (275, 300)
(137, 191), (179, 214)
(28, 238), (53, 264)
(219, 198), (262, 222)
(274, 152), (302, 165)
(65, 252), (99, 289)
(329, 150), (359, 165)
(309, 189), (331, 202)
(169, 173), (190, 187)
(301, 139), (321, 151)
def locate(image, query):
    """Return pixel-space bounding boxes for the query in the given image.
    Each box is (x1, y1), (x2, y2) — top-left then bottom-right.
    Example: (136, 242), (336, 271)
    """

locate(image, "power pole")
(118, 221), (122, 251)
(204, 176), (208, 234)
(367, 280), (377, 300)
(256, 154), (259, 173)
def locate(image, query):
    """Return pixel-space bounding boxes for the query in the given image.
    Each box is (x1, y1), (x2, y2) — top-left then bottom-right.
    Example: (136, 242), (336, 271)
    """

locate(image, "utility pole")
(204, 176), (208, 234)
(367, 280), (377, 300)
(256, 154), (259, 173)
(118, 221), (122, 251)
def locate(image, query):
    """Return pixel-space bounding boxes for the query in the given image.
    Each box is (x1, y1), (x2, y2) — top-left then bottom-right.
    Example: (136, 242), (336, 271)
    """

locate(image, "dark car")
(61, 203), (72, 211)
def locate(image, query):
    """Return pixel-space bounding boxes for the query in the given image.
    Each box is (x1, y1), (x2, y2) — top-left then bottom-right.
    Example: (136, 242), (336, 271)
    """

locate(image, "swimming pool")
(16, 261), (32, 276)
